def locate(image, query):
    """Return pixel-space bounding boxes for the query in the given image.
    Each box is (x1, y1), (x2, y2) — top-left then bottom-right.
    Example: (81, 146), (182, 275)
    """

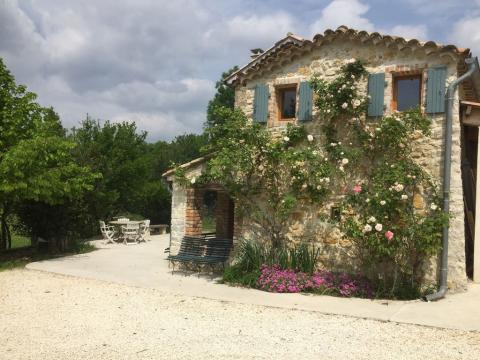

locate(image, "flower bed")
(257, 264), (373, 297)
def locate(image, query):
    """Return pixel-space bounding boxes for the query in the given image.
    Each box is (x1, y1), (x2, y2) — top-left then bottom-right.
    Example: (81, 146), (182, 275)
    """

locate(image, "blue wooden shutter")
(367, 73), (385, 117)
(426, 67), (447, 114)
(298, 81), (313, 121)
(253, 84), (269, 123)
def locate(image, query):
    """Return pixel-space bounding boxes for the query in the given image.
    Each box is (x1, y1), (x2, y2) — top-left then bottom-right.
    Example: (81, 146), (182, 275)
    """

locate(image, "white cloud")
(226, 12), (297, 45)
(450, 16), (480, 55)
(389, 24), (428, 40)
(309, 0), (374, 36)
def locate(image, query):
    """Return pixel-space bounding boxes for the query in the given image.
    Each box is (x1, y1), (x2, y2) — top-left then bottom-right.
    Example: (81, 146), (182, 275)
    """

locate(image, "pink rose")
(385, 231), (394, 241)
(353, 185), (362, 194)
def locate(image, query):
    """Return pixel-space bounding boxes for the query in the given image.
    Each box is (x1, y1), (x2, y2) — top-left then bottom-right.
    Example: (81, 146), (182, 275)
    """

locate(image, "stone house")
(163, 26), (480, 292)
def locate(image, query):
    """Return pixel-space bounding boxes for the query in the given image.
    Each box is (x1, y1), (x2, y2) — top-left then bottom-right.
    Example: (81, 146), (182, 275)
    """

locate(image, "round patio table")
(108, 220), (145, 242)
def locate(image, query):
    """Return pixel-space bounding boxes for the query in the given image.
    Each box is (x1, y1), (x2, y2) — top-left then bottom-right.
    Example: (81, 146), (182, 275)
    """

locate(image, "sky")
(1, 0), (480, 142)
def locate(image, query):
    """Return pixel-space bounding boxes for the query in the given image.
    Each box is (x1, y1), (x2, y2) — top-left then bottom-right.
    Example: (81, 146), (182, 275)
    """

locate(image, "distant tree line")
(0, 57), (236, 251)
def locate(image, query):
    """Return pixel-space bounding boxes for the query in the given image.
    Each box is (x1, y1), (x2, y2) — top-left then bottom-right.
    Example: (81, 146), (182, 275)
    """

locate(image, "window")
(393, 75), (422, 112)
(278, 87), (297, 120)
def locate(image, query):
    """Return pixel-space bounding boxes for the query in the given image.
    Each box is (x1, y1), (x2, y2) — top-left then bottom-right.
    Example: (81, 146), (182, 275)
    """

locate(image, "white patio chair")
(139, 220), (150, 242)
(99, 220), (116, 244)
(121, 223), (140, 245)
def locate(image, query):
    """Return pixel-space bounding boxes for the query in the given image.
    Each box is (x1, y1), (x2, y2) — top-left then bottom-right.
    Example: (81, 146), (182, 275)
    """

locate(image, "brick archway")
(185, 187), (234, 239)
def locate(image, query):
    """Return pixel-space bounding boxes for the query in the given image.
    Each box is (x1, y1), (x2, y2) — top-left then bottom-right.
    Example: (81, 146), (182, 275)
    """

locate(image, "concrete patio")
(26, 234), (480, 332)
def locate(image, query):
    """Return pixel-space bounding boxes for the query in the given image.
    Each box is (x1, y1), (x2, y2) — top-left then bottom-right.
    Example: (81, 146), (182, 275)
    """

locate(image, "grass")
(11, 233), (31, 249)
(0, 240), (96, 272)
(202, 214), (216, 233)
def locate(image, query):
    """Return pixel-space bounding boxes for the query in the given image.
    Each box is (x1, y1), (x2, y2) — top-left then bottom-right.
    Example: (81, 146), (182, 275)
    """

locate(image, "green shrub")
(223, 239), (321, 286)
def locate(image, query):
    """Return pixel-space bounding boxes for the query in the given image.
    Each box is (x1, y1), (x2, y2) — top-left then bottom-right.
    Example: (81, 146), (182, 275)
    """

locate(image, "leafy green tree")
(205, 66), (238, 130)
(144, 133), (208, 225)
(69, 117), (151, 235)
(186, 106), (332, 248)
(0, 58), (97, 249)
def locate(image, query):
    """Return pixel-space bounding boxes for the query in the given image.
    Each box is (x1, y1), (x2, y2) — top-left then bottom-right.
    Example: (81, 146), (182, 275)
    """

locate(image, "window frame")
(276, 85), (298, 121)
(391, 74), (422, 112)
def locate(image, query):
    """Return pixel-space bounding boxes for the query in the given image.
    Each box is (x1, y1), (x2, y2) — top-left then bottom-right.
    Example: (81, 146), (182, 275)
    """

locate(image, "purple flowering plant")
(257, 264), (373, 298)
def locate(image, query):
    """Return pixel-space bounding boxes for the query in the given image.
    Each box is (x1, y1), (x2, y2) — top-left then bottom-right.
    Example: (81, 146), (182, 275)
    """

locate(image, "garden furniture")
(149, 224), (169, 234)
(139, 220), (150, 242)
(99, 220), (116, 244)
(121, 223), (141, 245)
(167, 236), (233, 274)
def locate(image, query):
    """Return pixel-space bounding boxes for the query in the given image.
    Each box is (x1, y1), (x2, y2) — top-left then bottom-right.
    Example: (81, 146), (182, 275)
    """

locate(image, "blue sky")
(1, 0), (479, 141)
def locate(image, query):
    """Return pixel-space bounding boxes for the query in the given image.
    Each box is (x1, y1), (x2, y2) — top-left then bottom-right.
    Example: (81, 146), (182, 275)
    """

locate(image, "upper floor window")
(393, 75), (421, 112)
(278, 87), (297, 120)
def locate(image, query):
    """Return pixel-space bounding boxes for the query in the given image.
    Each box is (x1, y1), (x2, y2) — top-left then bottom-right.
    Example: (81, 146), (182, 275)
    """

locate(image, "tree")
(68, 117), (151, 236)
(190, 106), (332, 248)
(205, 66), (239, 130)
(0, 58), (97, 249)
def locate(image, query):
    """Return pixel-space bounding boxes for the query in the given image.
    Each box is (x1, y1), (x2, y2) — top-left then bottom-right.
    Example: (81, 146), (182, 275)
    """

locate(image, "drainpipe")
(425, 57), (479, 302)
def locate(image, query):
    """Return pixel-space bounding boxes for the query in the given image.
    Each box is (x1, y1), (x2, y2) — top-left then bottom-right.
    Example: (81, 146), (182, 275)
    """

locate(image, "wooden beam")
(474, 126), (480, 283)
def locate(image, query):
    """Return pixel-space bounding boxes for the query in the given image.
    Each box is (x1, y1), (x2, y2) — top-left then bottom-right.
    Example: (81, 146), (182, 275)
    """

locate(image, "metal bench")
(167, 236), (233, 274)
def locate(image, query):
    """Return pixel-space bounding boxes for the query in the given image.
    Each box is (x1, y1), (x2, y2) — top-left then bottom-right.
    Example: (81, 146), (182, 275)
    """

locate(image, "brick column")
(185, 188), (203, 236)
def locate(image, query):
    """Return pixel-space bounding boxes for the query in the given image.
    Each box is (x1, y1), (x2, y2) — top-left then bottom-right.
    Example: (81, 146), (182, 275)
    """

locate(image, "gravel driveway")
(1, 269), (479, 359)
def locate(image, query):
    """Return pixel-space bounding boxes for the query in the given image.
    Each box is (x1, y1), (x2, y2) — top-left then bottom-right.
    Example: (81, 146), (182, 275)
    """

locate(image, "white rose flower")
(347, 58), (356, 64)
(338, 142), (342, 145)
(365, 198), (370, 203)
(339, 166), (344, 172)
(353, 99), (361, 108)
(326, 109), (331, 113)
(302, 183), (307, 189)
(317, 185), (322, 190)
(394, 184), (404, 192)
(258, 164), (264, 171)
(307, 134), (314, 142)
(341, 102), (348, 109)
(341, 158), (349, 165)
(430, 203), (438, 211)
(401, 194), (408, 200)
(190, 177), (196, 184)
(324, 157), (328, 161)
(312, 150), (318, 155)
(375, 223), (383, 232)
(363, 224), (372, 233)
(368, 216), (376, 223)
(283, 136), (290, 142)
(380, 200), (386, 205)
(325, 177), (330, 183)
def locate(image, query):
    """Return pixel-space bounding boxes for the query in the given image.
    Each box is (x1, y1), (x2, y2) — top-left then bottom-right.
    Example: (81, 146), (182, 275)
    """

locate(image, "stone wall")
(170, 181), (186, 255)
(233, 38), (468, 289)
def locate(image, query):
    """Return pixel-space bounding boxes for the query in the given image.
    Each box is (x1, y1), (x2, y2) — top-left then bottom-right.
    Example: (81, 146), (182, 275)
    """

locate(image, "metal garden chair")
(99, 220), (116, 244)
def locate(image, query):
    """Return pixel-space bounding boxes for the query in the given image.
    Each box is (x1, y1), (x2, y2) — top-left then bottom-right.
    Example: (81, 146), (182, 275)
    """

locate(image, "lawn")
(11, 233), (31, 249)
(0, 240), (96, 272)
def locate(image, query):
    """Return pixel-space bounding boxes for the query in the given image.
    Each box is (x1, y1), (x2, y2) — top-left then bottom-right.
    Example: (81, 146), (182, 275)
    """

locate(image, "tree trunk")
(0, 210), (7, 250)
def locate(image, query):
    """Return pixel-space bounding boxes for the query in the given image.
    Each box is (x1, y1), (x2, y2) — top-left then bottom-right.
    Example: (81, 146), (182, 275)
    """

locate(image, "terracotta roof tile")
(227, 25), (471, 85)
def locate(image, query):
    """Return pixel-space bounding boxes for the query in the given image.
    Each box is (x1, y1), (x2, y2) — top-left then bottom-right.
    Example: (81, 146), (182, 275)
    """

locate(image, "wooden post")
(474, 126), (480, 282)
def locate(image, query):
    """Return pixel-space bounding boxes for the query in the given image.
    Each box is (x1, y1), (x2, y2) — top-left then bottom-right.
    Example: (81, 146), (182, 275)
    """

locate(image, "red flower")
(385, 231), (394, 241)
(353, 185), (362, 194)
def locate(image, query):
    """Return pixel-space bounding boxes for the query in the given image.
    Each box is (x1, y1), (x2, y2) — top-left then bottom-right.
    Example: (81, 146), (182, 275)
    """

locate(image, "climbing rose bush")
(257, 264), (373, 297)
(310, 60), (448, 296)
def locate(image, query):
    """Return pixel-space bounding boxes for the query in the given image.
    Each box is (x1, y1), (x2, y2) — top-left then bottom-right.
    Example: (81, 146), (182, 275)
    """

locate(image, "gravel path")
(1, 269), (479, 359)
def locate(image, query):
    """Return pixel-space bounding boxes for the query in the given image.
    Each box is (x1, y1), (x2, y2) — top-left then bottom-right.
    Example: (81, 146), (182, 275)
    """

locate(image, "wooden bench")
(167, 236), (233, 273)
(149, 224), (169, 234)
